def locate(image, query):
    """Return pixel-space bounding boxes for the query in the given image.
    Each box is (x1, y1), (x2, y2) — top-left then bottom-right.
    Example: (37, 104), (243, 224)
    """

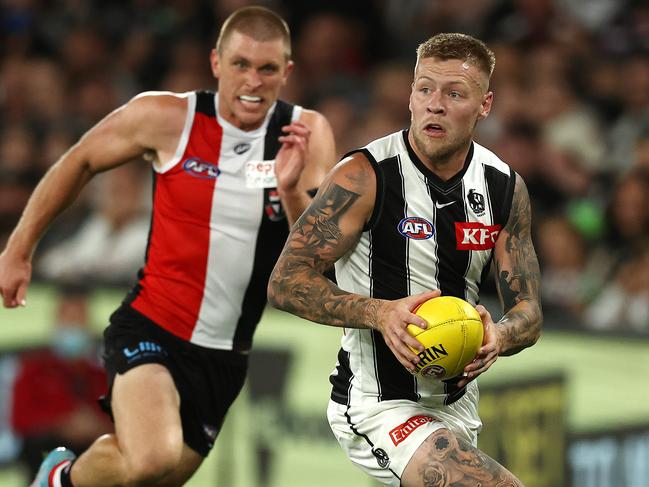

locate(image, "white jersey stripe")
(191, 102), (271, 348)
(157, 92), (196, 174)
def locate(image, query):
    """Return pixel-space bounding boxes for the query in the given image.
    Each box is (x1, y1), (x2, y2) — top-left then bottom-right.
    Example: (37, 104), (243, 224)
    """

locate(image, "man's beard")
(411, 129), (471, 165)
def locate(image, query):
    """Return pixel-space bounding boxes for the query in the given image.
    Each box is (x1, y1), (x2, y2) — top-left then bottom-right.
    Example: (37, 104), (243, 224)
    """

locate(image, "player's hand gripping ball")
(406, 296), (483, 380)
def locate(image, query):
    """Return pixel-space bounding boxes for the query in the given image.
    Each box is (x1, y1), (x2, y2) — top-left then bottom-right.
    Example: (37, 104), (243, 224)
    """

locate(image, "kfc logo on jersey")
(398, 217), (434, 240)
(455, 222), (501, 250)
(183, 158), (220, 179)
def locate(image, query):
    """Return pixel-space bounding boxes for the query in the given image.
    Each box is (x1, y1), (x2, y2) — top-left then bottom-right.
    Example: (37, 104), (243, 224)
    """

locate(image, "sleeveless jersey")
(330, 130), (515, 408)
(126, 91), (302, 351)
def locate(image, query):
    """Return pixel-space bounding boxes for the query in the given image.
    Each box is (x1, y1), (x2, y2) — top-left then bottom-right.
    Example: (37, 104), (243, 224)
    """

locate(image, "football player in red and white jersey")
(0, 6), (335, 487)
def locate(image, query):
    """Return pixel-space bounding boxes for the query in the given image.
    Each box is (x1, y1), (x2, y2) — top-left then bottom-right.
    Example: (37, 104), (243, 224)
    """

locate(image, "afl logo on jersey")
(233, 142), (251, 155)
(182, 158), (220, 179)
(398, 217), (434, 240)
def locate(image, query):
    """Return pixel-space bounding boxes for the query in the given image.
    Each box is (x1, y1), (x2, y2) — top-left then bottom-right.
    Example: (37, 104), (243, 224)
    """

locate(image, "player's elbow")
(266, 267), (285, 310)
(530, 300), (543, 343)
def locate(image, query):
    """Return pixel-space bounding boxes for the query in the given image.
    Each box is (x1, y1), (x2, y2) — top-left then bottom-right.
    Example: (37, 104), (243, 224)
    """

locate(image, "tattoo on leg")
(418, 429), (523, 487)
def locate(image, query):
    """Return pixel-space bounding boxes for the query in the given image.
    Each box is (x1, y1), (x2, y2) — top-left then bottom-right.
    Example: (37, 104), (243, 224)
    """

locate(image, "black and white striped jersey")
(330, 129), (516, 408)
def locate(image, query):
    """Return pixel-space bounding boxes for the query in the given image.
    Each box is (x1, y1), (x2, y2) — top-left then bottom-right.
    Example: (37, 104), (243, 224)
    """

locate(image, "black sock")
(59, 460), (75, 487)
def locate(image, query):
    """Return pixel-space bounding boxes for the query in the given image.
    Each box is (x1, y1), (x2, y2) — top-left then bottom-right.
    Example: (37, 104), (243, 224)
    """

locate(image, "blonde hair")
(417, 33), (495, 79)
(216, 6), (291, 61)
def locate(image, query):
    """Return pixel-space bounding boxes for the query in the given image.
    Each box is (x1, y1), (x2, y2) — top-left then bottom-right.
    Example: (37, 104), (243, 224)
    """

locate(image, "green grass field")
(1, 286), (649, 486)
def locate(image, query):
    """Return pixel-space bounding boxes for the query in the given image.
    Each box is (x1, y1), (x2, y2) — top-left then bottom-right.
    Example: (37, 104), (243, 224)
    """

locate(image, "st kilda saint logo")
(265, 189), (286, 222)
(467, 189), (485, 216)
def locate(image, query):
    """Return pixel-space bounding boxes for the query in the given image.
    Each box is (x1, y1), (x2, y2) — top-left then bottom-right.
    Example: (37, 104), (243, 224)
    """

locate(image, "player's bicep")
(283, 153), (375, 273)
(493, 173), (541, 313)
(72, 93), (186, 174)
(297, 109), (337, 191)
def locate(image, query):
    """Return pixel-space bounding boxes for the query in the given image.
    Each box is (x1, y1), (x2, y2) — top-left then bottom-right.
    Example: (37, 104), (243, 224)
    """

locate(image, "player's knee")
(124, 441), (183, 486)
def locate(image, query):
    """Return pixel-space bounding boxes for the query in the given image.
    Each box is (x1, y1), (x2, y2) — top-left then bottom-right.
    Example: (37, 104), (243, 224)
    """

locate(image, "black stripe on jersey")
(344, 406), (401, 481)
(195, 91), (216, 116)
(330, 348), (353, 405)
(428, 174), (471, 403)
(263, 100), (293, 159)
(430, 181), (469, 300)
(231, 100), (295, 351)
(484, 165), (516, 227)
(370, 155), (418, 402)
(125, 169), (158, 305)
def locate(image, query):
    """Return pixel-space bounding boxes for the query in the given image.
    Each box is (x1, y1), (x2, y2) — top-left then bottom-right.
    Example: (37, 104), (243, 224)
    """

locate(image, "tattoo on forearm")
(494, 176), (542, 354)
(269, 182), (381, 329)
(497, 179), (539, 312)
(418, 429), (523, 486)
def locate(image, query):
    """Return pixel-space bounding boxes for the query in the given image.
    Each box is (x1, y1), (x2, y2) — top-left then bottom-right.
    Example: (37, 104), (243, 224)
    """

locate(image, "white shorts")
(327, 386), (482, 486)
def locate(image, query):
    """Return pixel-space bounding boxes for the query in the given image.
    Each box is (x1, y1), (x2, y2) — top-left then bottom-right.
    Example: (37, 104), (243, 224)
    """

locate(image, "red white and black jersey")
(125, 91), (302, 351)
(330, 130), (515, 407)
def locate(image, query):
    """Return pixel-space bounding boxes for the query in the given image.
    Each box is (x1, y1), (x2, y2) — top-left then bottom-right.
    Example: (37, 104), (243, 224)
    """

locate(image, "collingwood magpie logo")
(467, 189), (485, 216)
(372, 448), (390, 469)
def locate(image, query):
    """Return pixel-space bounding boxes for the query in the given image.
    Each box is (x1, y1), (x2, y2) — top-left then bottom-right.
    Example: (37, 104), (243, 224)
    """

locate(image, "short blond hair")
(417, 33), (495, 80)
(216, 6), (291, 61)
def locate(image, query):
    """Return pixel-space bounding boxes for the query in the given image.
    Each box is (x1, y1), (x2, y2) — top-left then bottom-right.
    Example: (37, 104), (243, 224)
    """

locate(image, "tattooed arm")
(268, 153), (439, 371)
(493, 173), (543, 355)
(458, 173), (542, 387)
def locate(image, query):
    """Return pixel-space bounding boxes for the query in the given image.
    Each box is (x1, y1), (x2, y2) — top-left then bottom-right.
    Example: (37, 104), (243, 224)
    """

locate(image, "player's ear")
(281, 60), (294, 85)
(210, 49), (221, 79)
(478, 91), (493, 120)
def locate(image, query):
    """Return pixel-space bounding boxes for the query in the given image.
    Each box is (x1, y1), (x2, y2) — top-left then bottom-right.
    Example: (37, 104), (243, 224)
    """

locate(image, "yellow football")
(406, 296), (484, 380)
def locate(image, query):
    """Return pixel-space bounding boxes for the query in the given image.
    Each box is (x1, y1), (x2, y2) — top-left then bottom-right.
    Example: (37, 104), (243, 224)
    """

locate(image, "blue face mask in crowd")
(52, 326), (92, 359)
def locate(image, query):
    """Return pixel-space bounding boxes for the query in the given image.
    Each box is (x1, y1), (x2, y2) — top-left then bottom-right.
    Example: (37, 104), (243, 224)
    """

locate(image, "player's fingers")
(16, 283), (27, 307)
(394, 346), (418, 372)
(409, 289), (441, 308)
(456, 375), (473, 388)
(278, 134), (308, 147)
(282, 122), (311, 136)
(401, 329), (424, 353)
(406, 312), (427, 330)
(1, 286), (18, 308)
(405, 290), (441, 329)
(388, 332), (421, 368)
(475, 304), (492, 324)
(463, 352), (497, 377)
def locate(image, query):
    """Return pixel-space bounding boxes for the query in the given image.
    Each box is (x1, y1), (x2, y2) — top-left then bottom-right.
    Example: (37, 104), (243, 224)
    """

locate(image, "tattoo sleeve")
(494, 174), (542, 356)
(268, 168), (383, 330)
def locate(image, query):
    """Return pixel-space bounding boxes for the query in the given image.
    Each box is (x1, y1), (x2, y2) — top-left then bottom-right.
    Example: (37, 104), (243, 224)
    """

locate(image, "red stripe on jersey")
(132, 112), (223, 340)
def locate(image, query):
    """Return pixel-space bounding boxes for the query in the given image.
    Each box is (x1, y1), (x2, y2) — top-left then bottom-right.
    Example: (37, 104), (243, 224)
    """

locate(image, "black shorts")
(101, 304), (248, 457)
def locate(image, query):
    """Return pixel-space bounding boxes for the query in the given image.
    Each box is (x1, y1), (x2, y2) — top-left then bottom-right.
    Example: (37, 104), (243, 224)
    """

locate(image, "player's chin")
(235, 110), (266, 128)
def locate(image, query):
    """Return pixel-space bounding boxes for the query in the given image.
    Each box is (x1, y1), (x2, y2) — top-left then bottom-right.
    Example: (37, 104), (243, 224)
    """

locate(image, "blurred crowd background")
(1, 0), (649, 335)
